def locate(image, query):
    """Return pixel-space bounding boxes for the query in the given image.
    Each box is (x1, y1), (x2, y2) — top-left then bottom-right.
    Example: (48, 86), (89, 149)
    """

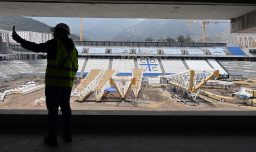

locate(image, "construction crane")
(80, 18), (84, 41)
(187, 20), (230, 43)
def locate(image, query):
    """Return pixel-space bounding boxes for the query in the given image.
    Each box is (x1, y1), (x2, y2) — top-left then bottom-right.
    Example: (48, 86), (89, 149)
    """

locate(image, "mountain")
(0, 16), (52, 33)
(31, 17), (142, 41)
(4, 17), (231, 42)
(111, 19), (230, 42)
(0, 16), (79, 40)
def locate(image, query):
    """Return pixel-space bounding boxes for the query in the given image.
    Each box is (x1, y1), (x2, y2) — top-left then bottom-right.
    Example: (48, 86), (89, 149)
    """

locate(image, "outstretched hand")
(12, 26), (23, 43)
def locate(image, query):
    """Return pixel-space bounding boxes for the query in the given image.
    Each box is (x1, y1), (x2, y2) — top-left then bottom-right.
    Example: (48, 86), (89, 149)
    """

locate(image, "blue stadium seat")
(76, 72), (88, 78)
(116, 73), (132, 76)
(227, 47), (246, 55)
(143, 73), (162, 77)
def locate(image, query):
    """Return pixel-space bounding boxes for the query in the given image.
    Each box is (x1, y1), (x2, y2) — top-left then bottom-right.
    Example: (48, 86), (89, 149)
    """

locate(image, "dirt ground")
(0, 78), (256, 111)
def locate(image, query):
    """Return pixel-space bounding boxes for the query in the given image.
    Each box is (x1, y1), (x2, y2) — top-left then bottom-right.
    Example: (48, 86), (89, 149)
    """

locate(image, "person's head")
(50, 23), (70, 39)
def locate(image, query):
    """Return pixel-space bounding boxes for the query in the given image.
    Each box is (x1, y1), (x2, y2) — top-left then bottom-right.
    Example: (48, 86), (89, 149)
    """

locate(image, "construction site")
(1, 10), (256, 112)
(1, 42), (256, 112)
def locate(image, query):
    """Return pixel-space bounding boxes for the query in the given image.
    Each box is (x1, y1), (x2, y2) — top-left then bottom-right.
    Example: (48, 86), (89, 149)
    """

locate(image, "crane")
(80, 18), (84, 41)
(187, 20), (230, 43)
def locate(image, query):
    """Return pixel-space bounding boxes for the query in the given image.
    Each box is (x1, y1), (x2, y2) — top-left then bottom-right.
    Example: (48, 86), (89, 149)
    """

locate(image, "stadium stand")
(77, 58), (85, 74)
(111, 47), (130, 54)
(139, 47), (158, 54)
(207, 59), (228, 75)
(0, 60), (49, 81)
(137, 58), (162, 77)
(161, 48), (182, 55)
(112, 59), (135, 76)
(207, 47), (227, 55)
(76, 46), (88, 54)
(28, 60), (46, 75)
(88, 47), (106, 54)
(5, 60), (35, 77)
(0, 61), (22, 80)
(161, 59), (188, 74)
(186, 48), (205, 55)
(219, 61), (256, 79)
(84, 59), (109, 72)
(227, 47), (246, 56)
(185, 60), (214, 71)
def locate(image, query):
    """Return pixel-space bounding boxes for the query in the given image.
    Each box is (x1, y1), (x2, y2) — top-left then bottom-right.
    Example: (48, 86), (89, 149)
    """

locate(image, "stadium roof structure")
(0, 0), (255, 32)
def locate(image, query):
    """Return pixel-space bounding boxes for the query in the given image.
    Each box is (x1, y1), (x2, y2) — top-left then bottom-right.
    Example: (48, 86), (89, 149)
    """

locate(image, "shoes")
(44, 136), (58, 147)
(62, 133), (72, 142)
(64, 135), (72, 142)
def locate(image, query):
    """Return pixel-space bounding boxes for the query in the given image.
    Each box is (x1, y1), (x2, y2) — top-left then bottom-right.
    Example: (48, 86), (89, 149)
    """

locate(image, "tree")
(176, 35), (185, 42)
(157, 37), (166, 42)
(165, 36), (176, 43)
(145, 37), (154, 42)
(185, 34), (193, 43)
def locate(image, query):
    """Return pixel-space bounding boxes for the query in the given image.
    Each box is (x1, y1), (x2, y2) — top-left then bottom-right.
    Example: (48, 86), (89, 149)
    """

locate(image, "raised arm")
(12, 26), (54, 53)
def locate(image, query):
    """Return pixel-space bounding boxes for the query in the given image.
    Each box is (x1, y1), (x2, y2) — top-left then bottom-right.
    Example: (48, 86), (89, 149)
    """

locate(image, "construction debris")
(0, 81), (44, 101)
(233, 88), (253, 99)
(205, 80), (234, 88)
(34, 97), (45, 105)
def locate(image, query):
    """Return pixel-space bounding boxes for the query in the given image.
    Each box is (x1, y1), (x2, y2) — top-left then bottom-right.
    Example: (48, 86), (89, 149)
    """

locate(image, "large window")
(0, 17), (256, 113)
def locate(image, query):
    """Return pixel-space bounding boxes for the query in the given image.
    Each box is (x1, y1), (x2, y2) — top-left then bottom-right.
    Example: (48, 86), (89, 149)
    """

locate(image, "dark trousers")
(45, 86), (72, 138)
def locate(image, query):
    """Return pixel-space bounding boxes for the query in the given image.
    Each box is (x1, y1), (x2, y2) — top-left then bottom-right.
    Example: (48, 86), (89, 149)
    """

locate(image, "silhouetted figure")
(12, 24), (78, 147)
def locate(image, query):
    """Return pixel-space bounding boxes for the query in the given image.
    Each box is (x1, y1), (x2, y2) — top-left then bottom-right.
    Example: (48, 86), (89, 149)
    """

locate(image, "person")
(12, 23), (78, 147)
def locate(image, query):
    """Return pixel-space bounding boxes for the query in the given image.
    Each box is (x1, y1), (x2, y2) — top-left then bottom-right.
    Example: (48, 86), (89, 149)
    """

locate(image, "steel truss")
(164, 70), (219, 101)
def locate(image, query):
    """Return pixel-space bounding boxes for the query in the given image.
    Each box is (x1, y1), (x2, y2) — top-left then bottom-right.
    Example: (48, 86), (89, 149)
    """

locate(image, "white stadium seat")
(162, 48), (182, 55)
(138, 47), (158, 54)
(185, 60), (213, 71)
(161, 59), (188, 74)
(84, 59), (109, 72)
(111, 47), (130, 54)
(112, 59), (135, 73)
(207, 59), (228, 75)
(77, 58), (85, 73)
(219, 61), (256, 78)
(88, 47), (106, 54)
(207, 47), (227, 55)
(186, 48), (205, 55)
(75, 46), (89, 53)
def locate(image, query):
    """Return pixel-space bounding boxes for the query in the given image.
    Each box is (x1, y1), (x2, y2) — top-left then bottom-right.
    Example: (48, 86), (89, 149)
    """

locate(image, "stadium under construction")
(1, 30), (256, 111)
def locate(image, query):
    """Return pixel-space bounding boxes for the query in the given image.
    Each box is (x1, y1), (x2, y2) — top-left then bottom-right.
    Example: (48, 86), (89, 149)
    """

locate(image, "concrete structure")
(0, 30), (10, 54)
(0, 1), (255, 32)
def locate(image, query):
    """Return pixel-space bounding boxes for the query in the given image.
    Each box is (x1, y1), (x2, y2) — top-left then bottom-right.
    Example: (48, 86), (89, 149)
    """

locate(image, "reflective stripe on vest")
(45, 39), (78, 87)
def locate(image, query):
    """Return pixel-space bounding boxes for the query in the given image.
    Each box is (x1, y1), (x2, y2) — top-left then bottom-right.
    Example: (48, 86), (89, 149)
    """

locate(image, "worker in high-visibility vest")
(12, 23), (78, 147)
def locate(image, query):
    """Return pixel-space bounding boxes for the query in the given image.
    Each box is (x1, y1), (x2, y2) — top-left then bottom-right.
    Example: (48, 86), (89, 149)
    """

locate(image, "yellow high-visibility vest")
(45, 39), (78, 87)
